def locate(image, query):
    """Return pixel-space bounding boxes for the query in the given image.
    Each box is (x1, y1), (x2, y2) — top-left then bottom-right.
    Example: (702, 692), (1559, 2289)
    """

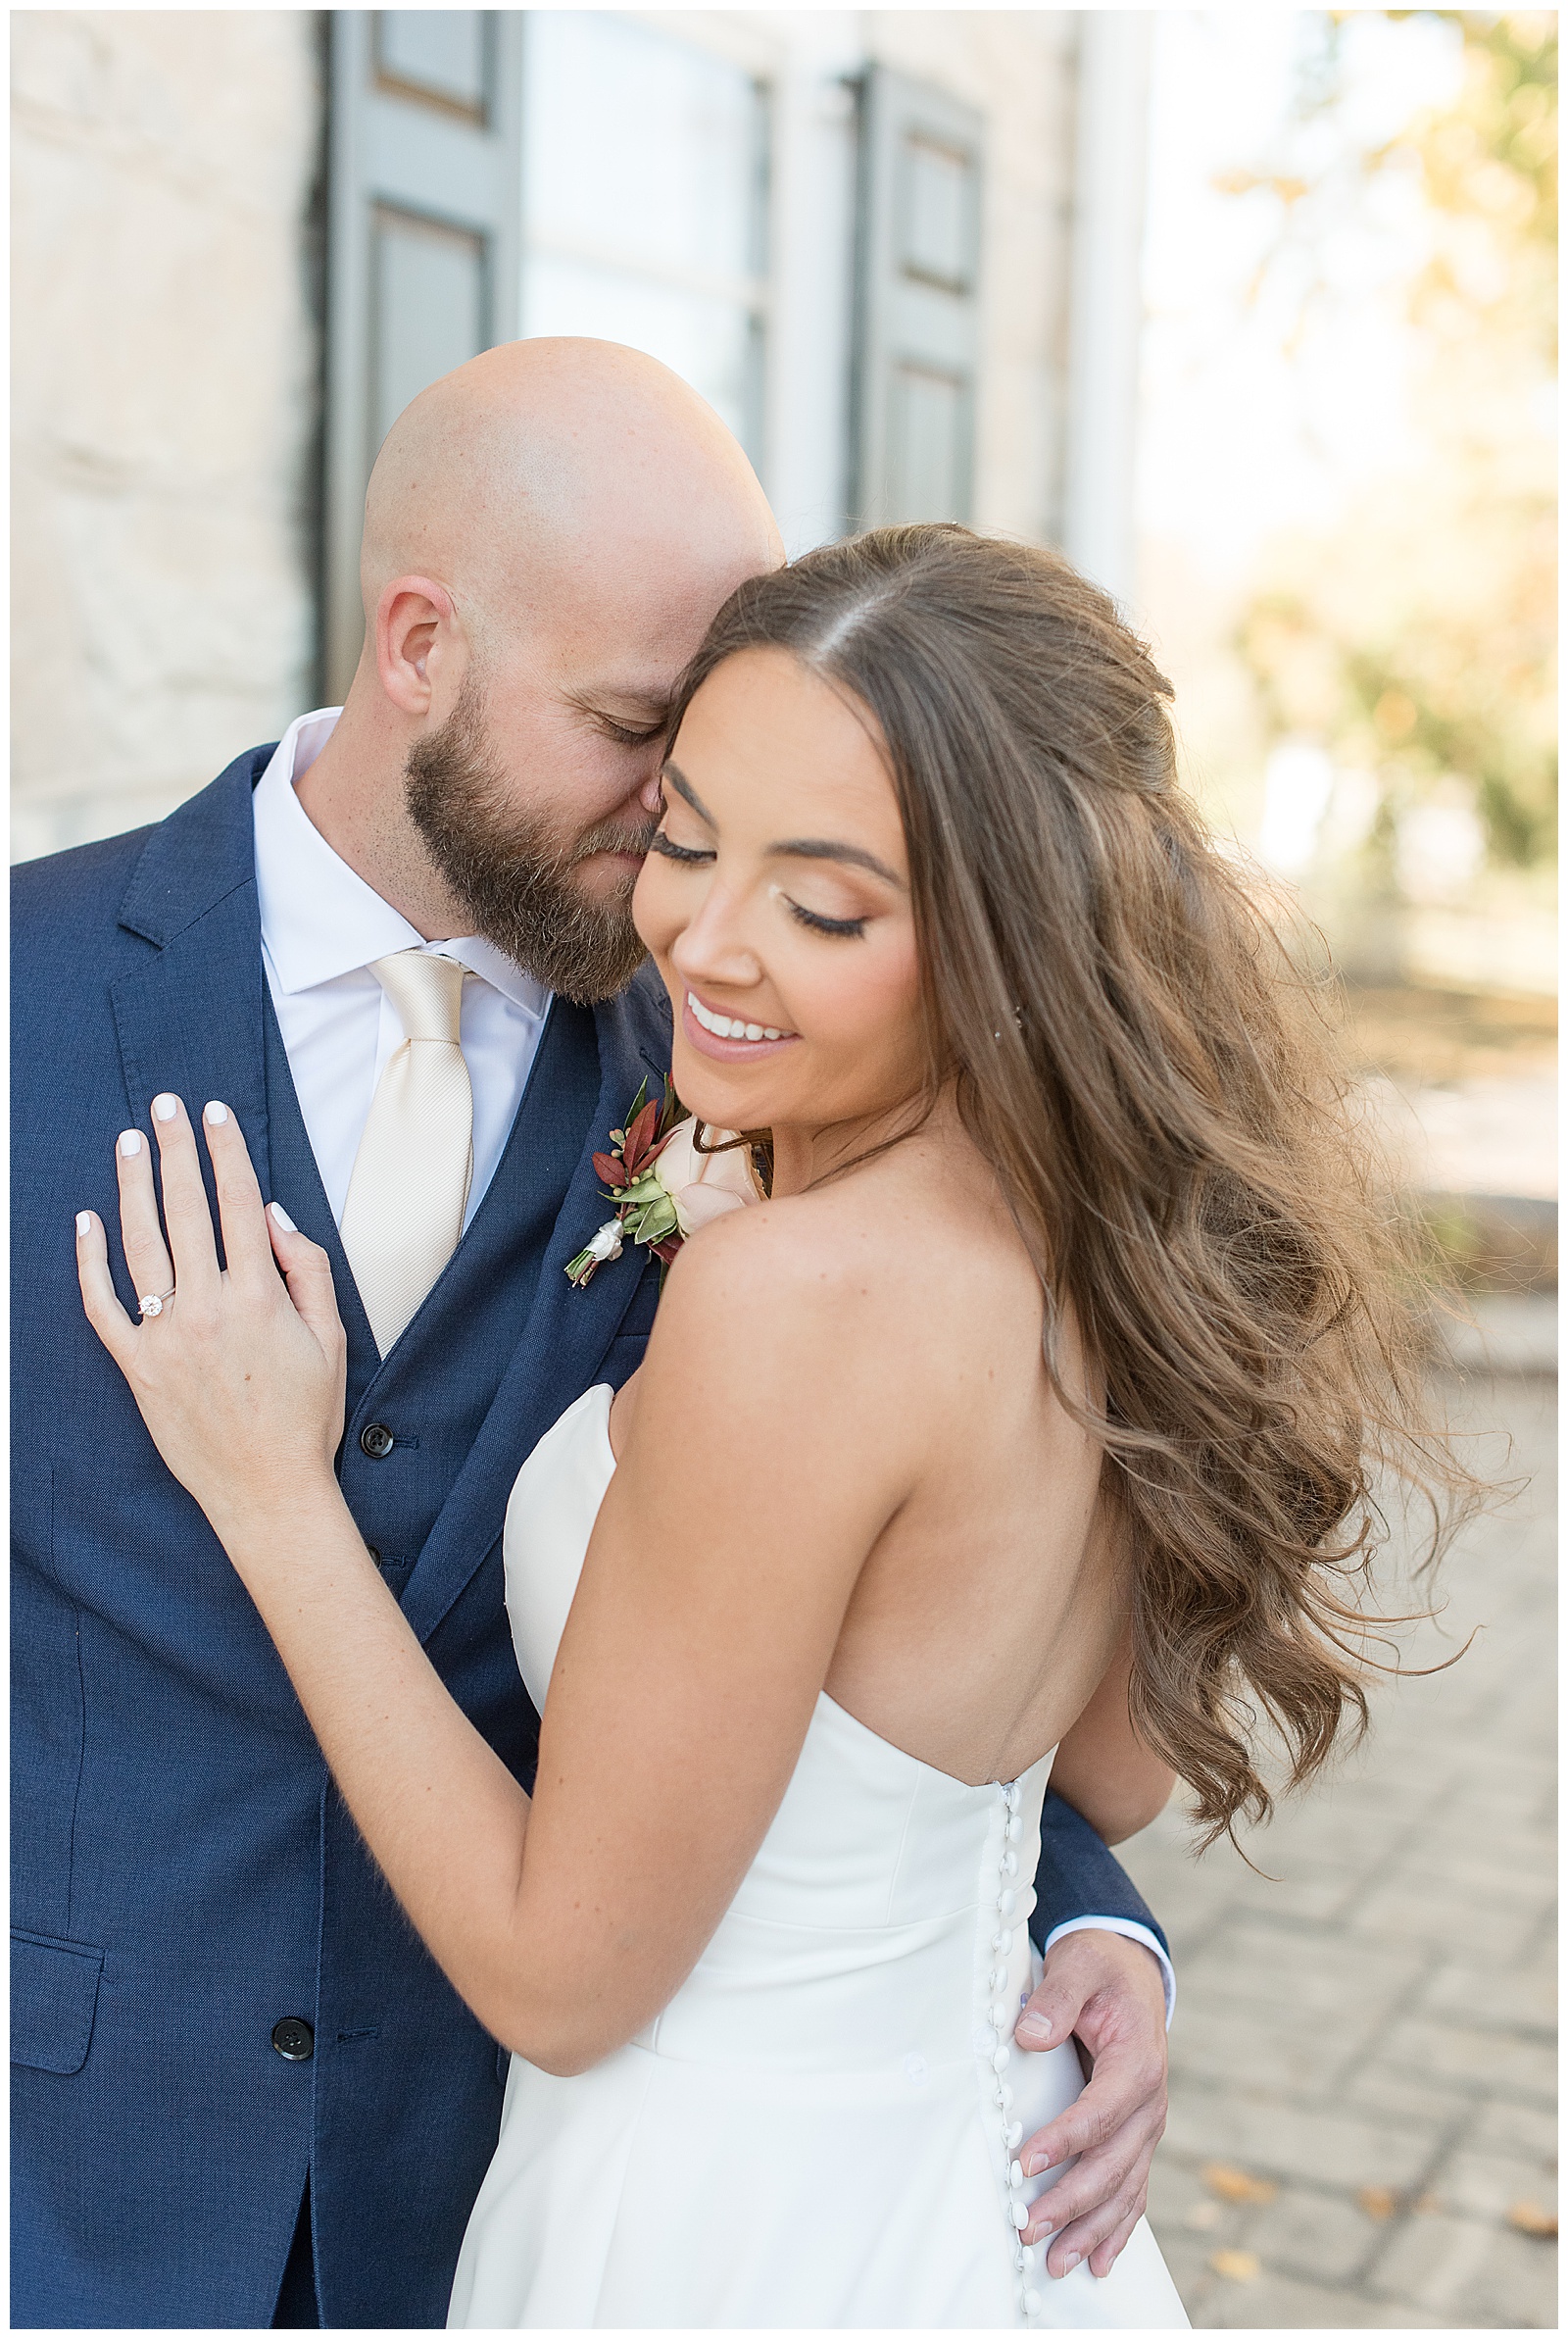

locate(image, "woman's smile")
(683, 987), (800, 1059)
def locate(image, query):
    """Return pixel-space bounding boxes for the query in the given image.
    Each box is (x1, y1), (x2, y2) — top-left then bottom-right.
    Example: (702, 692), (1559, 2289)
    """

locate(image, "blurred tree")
(1227, 12), (1556, 875)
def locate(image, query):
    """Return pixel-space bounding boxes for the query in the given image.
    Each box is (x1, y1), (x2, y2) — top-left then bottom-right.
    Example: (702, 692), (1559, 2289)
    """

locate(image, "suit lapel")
(401, 977), (670, 1648)
(110, 752), (275, 1209)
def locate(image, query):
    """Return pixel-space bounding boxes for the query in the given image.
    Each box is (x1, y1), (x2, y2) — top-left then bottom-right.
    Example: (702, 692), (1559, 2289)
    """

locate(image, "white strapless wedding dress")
(448, 1384), (1188, 2330)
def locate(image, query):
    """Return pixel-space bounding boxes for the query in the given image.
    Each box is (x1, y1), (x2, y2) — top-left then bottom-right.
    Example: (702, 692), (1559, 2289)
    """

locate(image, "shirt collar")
(253, 709), (549, 1021)
(435, 935), (550, 1020)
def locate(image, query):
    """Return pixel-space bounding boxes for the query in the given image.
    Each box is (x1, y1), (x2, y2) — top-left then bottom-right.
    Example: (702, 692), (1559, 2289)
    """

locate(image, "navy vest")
(263, 984), (638, 1610)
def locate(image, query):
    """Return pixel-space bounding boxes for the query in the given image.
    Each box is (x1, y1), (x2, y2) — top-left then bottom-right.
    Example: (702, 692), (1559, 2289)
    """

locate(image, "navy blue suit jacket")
(12, 748), (1164, 2328)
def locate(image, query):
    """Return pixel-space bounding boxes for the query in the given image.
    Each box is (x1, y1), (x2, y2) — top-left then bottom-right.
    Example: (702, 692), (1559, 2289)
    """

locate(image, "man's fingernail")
(203, 1100), (229, 1126)
(75, 1212), (92, 1235)
(153, 1094), (178, 1122)
(270, 1202), (297, 1233)
(1062, 2253), (1081, 2275)
(118, 1130), (142, 1157)
(1017, 2014), (1051, 2041)
(1028, 2150), (1052, 2175)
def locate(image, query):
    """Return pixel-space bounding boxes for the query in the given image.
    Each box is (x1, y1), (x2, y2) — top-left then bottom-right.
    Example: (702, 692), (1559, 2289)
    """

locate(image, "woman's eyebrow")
(662, 763), (904, 889)
(768, 837), (906, 889)
(661, 763), (716, 824)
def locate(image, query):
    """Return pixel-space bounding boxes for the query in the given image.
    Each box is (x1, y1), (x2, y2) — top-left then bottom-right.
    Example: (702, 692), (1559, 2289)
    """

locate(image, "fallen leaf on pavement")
(1507, 2202), (1557, 2239)
(1209, 2249), (1261, 2282)
(1201, 2162), (1278, 2207)
(1357, 2185), (1399, 2220)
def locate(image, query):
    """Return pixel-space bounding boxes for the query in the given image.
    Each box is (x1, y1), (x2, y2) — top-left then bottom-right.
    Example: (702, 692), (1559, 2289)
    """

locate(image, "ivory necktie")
(340, 949), (473, 1356)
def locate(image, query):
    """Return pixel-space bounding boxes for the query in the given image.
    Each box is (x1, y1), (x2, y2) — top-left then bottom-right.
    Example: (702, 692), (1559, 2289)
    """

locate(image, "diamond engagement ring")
(138, 1288), (175, 1318)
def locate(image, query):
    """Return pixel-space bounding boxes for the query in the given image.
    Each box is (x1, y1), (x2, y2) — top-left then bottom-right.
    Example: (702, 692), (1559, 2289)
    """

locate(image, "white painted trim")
(1063, 10), (1152, 608)
(758, 14), (864, 549)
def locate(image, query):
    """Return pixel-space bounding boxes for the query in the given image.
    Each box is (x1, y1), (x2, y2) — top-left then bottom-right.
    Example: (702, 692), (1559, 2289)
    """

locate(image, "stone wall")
(11, 11), (323, 861)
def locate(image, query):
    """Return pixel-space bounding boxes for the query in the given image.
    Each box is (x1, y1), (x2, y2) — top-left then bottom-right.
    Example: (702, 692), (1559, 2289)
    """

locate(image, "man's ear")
(375, 575), (460, 717)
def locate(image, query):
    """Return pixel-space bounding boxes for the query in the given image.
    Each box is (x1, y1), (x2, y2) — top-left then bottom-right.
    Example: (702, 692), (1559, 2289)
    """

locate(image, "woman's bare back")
(614, 1109), (1133, 1792)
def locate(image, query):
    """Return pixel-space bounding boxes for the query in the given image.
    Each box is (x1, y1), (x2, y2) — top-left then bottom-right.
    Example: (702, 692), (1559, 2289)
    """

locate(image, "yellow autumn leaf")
(1507, 2202), (1557, 2239)
(1201, 2162), (1278, 2207)
(1209, 2249), (1261, 2283)
(1357, 2185), (1399, 2221)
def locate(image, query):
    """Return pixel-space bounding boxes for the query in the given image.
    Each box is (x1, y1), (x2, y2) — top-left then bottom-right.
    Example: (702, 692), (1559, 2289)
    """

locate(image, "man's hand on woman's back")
(1012, 1929), (1170, 2279)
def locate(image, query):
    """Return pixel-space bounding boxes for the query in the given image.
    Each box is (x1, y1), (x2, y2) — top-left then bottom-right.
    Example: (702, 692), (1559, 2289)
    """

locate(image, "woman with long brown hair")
(78, 525), (1451, 2328)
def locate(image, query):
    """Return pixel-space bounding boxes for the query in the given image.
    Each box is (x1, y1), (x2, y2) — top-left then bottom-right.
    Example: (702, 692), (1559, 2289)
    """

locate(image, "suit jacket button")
(271, 2016), (315, 2062)
(360, 1422), (395, 1460)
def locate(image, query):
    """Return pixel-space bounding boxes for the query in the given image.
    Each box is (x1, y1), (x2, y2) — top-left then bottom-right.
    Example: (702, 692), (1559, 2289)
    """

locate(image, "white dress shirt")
(251, 709), (1175, 2023)
(253, 709), (550, 1231)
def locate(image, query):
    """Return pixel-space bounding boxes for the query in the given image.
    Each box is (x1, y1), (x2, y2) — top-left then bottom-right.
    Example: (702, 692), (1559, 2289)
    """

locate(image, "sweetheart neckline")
(547, 1384), (1057, 1802)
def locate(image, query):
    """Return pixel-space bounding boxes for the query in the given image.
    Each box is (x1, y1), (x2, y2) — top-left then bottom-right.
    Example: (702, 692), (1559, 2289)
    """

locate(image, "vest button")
(271, 2016), (315, 2062)
(360, 1422), (395, 1460)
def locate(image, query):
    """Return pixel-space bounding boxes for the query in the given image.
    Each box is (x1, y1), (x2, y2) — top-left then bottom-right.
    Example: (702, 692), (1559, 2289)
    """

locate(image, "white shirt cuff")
(1041, 1916), (1176, 2028)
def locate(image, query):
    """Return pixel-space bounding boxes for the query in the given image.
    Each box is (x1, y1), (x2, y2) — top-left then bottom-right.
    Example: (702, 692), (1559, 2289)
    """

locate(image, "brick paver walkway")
(1122, 1340), (1557, 2327)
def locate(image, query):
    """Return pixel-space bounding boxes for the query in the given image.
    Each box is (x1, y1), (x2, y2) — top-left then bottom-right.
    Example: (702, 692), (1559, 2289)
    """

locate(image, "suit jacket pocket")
(12, 1928), (105, 2073)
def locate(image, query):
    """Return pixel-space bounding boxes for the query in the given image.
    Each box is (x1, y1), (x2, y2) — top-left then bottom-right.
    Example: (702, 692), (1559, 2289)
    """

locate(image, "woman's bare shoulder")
(670, 1134), (1043, 1347)
(615, 1186), (931, 1551)
(656, 1184), (904, 1345)
(631, 1183), (940, 1459)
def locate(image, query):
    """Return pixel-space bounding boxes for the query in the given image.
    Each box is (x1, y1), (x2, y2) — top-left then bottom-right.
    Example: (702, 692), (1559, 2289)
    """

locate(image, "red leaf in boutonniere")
(564, 1077), (758, 1289)
(620, 1097), (662, 1176)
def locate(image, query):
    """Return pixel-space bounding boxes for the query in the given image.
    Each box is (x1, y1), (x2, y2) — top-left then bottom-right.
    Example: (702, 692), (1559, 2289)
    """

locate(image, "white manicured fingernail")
(204, 1101), (229, 1126)
(153, 1094), (177, 1122)
(75, 1212), (92, 1235)
(270, 1201), (297, 1232)
(118, 1131), (142, 1157)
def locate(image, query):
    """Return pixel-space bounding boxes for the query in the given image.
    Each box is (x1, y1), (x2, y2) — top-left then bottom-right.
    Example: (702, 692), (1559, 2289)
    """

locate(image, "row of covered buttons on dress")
(984, 1780), (1042, 2324)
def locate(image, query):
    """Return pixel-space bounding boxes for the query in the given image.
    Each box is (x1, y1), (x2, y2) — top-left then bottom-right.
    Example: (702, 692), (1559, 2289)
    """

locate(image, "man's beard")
(405, 680), (655, 1006)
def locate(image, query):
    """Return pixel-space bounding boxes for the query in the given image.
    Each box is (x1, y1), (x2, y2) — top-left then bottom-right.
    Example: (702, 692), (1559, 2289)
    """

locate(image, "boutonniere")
(565, 1077), (759, 1287)
(566, 1078), (684, 1287)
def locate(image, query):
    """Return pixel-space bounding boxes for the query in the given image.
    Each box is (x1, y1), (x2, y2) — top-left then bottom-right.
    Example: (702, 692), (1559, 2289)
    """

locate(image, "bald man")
(13, 340), (1172, 2329)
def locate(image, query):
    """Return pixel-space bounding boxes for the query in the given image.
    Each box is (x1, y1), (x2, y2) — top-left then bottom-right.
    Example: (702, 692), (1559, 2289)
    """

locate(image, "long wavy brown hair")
(666, 524), (1472, 1845)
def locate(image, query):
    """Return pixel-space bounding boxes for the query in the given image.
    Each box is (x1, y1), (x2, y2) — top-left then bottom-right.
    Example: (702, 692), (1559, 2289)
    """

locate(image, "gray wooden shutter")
(850, 67), (984, 530)
(323, 11), (523, 701)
